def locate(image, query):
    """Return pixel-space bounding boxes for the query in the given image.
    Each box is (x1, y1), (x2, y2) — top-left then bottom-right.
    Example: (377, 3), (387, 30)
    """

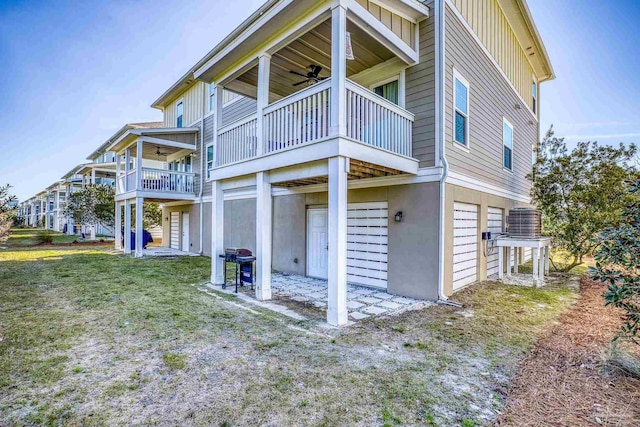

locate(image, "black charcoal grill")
(219, 248), (256, 293)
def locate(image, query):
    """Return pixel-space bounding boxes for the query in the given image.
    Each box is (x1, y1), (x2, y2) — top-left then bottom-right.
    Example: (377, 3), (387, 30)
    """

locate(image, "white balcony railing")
(140, 168), (195, 194)
(116, 168), (195, 195)
(345, 80), (413, 157)
(263, 79), (331, 154)
(214, 78), (414, 167)
(216, 115), (257, 166)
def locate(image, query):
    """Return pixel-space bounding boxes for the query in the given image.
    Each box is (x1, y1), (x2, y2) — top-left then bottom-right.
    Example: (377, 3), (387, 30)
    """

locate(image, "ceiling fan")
(290, 64), (328, 86)
(155, 146), (169, 159)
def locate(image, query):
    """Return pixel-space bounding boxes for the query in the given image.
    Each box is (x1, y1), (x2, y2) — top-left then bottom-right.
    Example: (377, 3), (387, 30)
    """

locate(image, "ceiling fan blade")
(292, 80), (308, 86)
(289, 70), (308, 78)
(318, 76), (329, 80)
(311, 65), (323, 76)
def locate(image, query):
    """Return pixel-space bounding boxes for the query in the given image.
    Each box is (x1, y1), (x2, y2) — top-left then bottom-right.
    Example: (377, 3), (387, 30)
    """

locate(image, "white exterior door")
(307, 208), (328, 279)
(347, 202), (388, 289)
(181, 213), (190, 252)
(453, 202), (478, 290)
(487, 207), (504, 277)
(170, 212), (180, 250)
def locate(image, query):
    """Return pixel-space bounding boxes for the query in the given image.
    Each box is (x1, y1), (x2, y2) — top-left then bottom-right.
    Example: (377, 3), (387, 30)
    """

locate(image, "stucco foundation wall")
(161, 203), (202, 254)
(272, 194), (306, 276)
(270, 183), (441, 300)
(443, 183), (530, 296)
(223, 199), (256, 254)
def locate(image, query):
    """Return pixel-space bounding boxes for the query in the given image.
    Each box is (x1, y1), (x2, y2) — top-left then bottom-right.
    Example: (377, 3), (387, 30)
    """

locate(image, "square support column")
(330, 4), (347, 137)
(544, 246), (550, 274)
(256, 54), (271, 156)
(124, 199), (132, 254)
(115, 201), (122, 250)
(136, 139), (143, 190)
(211, 180), (225, 285)
(532, 248), (539, 287)
(327, 156), (349, 326)
(506, 247), (512, 277)
(135, 197), (144, 257)
(537, 247), (545, 286)
(255, 171), (272, 300)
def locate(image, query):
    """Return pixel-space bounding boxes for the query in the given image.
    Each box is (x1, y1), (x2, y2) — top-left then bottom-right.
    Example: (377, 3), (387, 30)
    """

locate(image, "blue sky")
(0, 0), (638, 201)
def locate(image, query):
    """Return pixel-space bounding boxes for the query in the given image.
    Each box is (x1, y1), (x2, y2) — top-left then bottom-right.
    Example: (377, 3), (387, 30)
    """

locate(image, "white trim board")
(444, 0), (538, 122)
(446, 170), (530, 203)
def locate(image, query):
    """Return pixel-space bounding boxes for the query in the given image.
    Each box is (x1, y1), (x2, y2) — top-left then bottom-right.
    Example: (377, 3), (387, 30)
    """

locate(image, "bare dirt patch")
(496, 277), (640, 426)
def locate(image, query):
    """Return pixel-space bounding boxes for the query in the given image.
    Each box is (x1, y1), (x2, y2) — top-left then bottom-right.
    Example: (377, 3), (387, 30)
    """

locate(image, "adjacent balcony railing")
(215, 78), (414, 167)
(117, 168), (195, 195)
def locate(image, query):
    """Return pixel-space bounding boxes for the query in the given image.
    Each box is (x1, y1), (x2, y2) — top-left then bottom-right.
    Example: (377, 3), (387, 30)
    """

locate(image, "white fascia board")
(193, 0), (296, 80)
(446, 170), (531, 203)
(346, 0), (418, 65)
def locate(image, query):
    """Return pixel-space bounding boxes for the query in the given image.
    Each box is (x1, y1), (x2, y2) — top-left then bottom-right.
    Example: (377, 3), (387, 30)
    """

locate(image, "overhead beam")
(345, 0), (418, 65)
(138, 136), (197, 151)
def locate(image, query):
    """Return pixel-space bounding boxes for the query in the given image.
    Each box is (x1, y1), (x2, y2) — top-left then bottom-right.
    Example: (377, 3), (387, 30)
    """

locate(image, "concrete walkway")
(141, 247), (199, 257)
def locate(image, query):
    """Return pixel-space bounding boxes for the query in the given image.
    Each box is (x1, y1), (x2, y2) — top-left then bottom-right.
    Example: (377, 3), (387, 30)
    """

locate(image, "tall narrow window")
(373, 80), (399, 105)
(503, 118), (514, 170)
(532, 80), (537, 114)
(206, 145), (214, 178)
(209, 83), (215, 112)
(453, 72), (469, 146)
(176, 100), (184, 128)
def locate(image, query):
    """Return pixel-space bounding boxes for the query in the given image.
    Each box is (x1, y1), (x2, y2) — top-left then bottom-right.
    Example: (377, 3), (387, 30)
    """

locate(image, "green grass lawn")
(0, 229), (578, 426)
(7, 228), (114, 247)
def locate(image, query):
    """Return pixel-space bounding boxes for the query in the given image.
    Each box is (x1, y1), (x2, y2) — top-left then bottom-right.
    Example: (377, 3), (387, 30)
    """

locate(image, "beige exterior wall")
(354, 0), (416, 47)
(271, 183), (441, 300)
(163, 81), (206, 128)
(443, 183), (529, 296)
(444, 5), (536, 197)
(449, 0), (536, 111)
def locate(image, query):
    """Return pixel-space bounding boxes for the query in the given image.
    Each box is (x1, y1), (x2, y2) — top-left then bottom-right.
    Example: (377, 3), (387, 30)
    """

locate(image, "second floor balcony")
(108, 127), (199, 201)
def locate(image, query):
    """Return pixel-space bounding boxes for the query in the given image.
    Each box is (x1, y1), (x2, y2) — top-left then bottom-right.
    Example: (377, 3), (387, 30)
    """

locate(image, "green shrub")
(34, 231), (54, 245)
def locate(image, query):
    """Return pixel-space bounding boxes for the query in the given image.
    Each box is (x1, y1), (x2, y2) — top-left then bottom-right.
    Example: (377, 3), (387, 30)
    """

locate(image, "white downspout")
(436, 0), (450, 303)
(199, 82), (205, 254)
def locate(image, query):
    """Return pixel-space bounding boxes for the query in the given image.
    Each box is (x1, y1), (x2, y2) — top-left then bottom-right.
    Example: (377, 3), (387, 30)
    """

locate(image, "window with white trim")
(208, 83), (215, 112)
(206, 144), (214, 178)
(503, 118), (514, 170)
(453, 71), (469, 146)
(532, 80), (537, 114)
(176, 100), (184, 128)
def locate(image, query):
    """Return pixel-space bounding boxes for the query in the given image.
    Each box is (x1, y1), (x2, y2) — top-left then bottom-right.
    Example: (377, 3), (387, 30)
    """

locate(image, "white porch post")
(256, 54), (271, 156)
(532, 248), (539, 287)
(124, 148), (131, 192)
(211, 180), (225, 285)
(330, 4), (347, 137)
(544, 245), (550, 274)
(255, 171), (272, 300)
(115, 201), (122, 250)
(136, 139), (143, 190)
(513, 248), (519, 273)
(506, 246), (512, 277)
(115, 153), (122, 193)
(124, 199), (132, 254)
(91, 169), (96, 185)
(327, 156), (349, 326)
(135, 197), (144, 257)
(537, 245), (545, 286)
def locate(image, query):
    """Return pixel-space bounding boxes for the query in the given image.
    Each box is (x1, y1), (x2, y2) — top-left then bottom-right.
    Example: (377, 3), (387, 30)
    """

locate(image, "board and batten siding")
(354, 0), (416, 47)
(449, 0), (535, 111)
(163, 81), (205, 128)
(444, 6), (535, 197)
(406, 14), (436, 167)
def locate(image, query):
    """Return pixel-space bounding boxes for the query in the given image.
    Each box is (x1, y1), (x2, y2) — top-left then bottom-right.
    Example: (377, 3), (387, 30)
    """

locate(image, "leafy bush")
(591, 179), (640, 344)
(34, 231), (54, 245)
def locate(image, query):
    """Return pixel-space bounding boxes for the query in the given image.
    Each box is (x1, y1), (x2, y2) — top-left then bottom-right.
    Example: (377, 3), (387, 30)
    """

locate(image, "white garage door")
(347, 202), (388, 289)
(487, 207), (504, 277)
(453, 202), (478, 290)
(170, 212), (180, 249)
